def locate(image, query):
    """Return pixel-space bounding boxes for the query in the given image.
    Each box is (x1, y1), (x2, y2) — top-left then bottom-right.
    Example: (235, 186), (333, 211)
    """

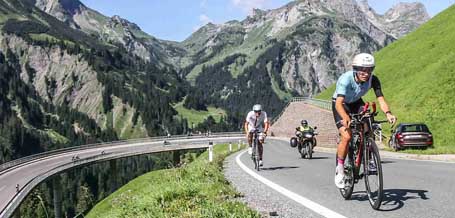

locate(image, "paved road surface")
(237, 138), (455, 218)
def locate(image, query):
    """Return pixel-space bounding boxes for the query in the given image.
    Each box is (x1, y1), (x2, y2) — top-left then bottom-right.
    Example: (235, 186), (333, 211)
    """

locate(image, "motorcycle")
(290, 127), (318, 159)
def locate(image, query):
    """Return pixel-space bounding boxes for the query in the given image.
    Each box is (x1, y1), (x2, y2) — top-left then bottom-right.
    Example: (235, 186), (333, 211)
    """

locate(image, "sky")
(80, 0), (454, 42)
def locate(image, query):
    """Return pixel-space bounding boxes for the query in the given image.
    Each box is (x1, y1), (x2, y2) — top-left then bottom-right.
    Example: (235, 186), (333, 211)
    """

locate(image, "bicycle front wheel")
(253, 139), (260, 171)
(363, 138), (383, 210)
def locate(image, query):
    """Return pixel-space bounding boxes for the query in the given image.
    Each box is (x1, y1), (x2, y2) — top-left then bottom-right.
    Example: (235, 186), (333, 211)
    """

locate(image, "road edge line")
(236, 150), (347, 218)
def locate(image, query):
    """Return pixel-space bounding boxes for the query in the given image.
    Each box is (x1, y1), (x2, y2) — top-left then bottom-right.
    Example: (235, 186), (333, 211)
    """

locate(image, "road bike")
(337, 102), (388, 210)
(251, 130), (261, 171)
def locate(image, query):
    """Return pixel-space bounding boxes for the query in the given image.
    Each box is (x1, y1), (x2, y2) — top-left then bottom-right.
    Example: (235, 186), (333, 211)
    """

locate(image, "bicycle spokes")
(364, 140), (383, 210)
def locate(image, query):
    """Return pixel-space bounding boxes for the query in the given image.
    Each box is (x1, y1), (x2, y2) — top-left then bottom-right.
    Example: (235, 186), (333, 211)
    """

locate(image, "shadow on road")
(305, 156), (329, 160)
(380, 160), (396, 164)
(261, 166), (299, 171)
(351, 189), (429, 211)
(380, 189), (429, 211)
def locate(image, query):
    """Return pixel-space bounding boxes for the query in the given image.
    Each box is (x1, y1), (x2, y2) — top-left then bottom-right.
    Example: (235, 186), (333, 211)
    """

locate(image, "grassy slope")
(173, 100), (226, 126)
(86, 144), (259, 218)
(317, 5), (455, 154)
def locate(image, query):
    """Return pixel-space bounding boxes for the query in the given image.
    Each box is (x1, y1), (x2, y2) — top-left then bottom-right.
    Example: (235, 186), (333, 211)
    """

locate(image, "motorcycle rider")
(295, 120), (317, 148)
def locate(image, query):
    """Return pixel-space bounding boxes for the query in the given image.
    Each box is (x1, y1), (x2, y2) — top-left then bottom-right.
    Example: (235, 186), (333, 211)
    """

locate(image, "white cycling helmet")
(252, 104), (262, 112)
(352, 53), (375, 68)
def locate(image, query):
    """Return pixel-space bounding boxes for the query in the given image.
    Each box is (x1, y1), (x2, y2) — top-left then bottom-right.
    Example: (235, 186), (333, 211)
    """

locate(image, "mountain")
(33, 0), (188, 67)
(181, 0), (429, 118)
(358, 0), (430, 38)
(0, 0), (190, 163)
(317, 4), (455, 152)
(0, 0), (431, 161)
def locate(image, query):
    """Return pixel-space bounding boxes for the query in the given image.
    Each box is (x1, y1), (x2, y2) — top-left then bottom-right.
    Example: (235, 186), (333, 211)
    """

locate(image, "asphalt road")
(237, 138), (455, 218)
(0, 136), (243, 218)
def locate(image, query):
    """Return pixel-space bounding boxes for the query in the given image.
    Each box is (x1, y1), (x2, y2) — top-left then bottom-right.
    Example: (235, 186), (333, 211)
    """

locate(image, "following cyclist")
(295, 119), (317, 148)
(332, 53), (397, 188)
(244, 104), (270, 166)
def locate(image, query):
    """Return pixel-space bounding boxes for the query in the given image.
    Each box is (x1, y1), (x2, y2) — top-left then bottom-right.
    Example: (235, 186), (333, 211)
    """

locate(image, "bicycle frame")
(346, 102), (387, 209)
(349, 103), (382, 170)
(251, 130), (261, 171)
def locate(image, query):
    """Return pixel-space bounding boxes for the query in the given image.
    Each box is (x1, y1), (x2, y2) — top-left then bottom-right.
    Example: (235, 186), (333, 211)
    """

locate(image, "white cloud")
(231, 0), (268, 13)
(199, 14), (213, 24)
(200, 0), (208, 9)
(193, 14), (214, 32)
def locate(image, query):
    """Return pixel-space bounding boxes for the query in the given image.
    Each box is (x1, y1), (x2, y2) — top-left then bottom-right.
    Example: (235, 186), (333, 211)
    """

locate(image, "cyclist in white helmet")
(332, 53), (397, 188)
(244, 104), (270, 166)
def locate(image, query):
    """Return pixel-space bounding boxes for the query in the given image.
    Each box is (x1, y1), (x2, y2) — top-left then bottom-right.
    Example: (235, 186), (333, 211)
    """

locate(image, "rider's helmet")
(301, 120), (308, 126)
(352, 53), (375, 72)
(253, 104), (262, 112)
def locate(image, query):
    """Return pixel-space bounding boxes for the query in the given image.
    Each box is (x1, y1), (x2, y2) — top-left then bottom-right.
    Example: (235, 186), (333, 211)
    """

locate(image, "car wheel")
(388, 139), (393, 148)
(392, 141), (399, 151)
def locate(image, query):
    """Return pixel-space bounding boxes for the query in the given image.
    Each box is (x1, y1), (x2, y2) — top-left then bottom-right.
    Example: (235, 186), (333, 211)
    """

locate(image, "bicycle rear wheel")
(337, 152), (354, 199)
(363, 138), (383, 210)
(253, 138), (260, 171)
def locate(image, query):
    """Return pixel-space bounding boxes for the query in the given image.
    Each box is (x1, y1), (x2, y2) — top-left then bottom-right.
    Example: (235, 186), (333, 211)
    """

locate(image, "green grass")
(86, 144), (259, 218)
(173, 100), (226, 127)
(28, 33), (58, 42)
(317, 5), (455, 154)
(44, 129), (69, 144)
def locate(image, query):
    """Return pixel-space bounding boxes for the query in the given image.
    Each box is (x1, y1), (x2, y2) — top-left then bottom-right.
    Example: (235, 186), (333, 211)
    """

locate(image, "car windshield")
(401, 124), (429, 132)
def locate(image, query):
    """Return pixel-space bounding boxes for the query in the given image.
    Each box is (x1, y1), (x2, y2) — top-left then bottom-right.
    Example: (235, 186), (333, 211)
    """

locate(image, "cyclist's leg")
(338, 127), (351, 159)
(333, 100), (352, 188)
(332, 100), (351, 161)
(258, 141), (264, 160)
(247, 132), (253, 147)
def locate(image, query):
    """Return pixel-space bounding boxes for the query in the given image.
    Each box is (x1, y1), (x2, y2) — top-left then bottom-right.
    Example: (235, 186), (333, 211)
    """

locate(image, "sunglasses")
(254, 110), (262, 113)
(355, 67), (374, 74)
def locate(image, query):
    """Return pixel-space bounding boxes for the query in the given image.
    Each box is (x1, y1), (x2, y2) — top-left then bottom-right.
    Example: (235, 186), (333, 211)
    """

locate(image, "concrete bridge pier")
(173, 151), (181, 166)
(53, 176), (62, 218)
(110, 159), (118, 193)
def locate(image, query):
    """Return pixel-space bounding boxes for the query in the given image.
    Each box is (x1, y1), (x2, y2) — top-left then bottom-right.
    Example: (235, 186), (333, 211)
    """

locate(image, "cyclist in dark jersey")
(332, 53), (397, 188)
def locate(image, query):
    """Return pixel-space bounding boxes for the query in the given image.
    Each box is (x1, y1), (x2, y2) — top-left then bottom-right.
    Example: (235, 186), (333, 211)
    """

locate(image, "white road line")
(236, 150), (347, 218)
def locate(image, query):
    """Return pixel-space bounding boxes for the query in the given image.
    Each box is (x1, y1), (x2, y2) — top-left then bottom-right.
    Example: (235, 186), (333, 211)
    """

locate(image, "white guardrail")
(0, 132), (245, 218)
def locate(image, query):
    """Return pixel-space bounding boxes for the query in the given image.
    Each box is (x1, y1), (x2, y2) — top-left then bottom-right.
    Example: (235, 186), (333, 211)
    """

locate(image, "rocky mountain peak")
(108, 15), (142, 32)
(34, 0), (84, 23)
(357, 1), (430, 38)
(385, 2), (430, 23)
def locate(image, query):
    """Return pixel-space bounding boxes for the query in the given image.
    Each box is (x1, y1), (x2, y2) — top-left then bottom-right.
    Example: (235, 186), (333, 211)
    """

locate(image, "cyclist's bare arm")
(376, 96), (397, 124)
(264, 121), (270, 135)
(335, 96), (350, 128)
(244, 121), (249, 135)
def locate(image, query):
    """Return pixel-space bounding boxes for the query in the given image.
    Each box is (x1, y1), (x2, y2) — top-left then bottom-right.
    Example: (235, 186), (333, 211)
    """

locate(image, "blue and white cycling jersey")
(332, 71), (383, 104)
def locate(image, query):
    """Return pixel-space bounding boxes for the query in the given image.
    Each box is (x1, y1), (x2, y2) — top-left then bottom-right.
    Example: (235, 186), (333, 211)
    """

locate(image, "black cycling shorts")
(332, 98), (365, 129)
